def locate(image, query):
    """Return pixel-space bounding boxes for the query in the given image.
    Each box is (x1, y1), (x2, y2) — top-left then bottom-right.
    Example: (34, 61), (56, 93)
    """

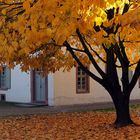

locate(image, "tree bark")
(112, 93), (134, 128)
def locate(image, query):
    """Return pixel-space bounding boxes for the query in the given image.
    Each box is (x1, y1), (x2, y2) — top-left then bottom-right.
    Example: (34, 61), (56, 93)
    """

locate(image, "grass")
(94, 107), (115, 112)
(94, 104), (140, 112)
(130, 104), (140, 109)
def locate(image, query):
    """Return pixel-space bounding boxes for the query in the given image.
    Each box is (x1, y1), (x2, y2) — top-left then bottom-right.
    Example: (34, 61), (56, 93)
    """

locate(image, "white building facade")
(0, 65), (139, 106)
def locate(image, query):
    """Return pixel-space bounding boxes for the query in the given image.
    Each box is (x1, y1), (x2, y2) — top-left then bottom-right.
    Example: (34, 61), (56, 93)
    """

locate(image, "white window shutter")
(0, 67), (11, 90)
(5, 67), (11, 89)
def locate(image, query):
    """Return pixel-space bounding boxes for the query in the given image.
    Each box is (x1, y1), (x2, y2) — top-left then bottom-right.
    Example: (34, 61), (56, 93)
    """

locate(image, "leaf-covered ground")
(0, 111), (140, 140)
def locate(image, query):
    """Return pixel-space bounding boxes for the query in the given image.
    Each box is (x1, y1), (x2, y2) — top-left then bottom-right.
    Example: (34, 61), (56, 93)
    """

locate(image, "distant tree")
(0, 0), (140, 127)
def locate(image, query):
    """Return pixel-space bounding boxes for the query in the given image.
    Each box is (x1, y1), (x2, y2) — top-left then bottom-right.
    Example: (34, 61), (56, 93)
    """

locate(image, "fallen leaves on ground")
(0, 111), (140, 140)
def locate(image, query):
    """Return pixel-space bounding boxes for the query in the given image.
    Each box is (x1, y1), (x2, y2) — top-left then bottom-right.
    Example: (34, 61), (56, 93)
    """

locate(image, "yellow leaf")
(1, 9), (6, 15)
(23, 0), (30, 11)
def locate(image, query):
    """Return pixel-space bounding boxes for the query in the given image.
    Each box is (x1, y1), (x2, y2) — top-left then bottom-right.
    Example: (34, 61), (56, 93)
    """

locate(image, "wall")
(130, 81), (140, 100)
(53, 66), (111, 106)
(53, 66), (140, 106)
(3, 66), (31, 103)
(48, 74), (54, 106)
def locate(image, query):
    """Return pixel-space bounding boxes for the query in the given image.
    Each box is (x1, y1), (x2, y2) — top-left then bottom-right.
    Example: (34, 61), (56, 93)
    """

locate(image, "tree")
(0, 0), (140, 127)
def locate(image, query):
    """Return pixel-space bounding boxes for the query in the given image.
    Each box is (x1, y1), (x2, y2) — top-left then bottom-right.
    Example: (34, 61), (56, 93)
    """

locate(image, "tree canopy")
(0, 0), (139, 74)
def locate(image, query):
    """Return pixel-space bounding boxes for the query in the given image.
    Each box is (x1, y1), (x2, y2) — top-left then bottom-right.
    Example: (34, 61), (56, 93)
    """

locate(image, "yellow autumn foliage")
(0, 0), (139, 72)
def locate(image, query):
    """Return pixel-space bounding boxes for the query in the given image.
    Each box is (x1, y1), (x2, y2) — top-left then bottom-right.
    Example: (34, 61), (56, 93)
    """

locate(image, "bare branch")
(102, 43), (108, 53)
(83, 37), (106, 63)
(124, 40), (140, 43)
(115, 61), (139, 68)
(76, 29), (106, 79)
(70, 47), (85, 53)
(63, 41), (104, 85)
(128, 60), (140, 94)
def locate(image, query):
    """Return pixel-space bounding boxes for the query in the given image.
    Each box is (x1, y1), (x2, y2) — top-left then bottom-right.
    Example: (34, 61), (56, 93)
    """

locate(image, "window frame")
(76, 65), (90, 94)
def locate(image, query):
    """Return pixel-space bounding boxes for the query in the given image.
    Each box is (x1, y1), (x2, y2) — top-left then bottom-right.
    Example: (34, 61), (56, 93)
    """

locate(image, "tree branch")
(115, 61), (139, 68)
(122, 3), (130, 15)
(70, 47), (85, 53)
(83, 37), (106, 63)
(76, 29), (106, 79)
(102, 43), (108, 53)
(119, 39), (130, 65)
(114, 43), (129, 94)
(124, 40), (140, 43)
(128, 60), (140, 94)
(106, 46), (121, 92)
(63, 41), (104, 85)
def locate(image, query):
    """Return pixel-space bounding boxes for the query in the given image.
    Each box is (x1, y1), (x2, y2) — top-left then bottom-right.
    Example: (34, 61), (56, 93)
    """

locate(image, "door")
(31, 70), (48, 103)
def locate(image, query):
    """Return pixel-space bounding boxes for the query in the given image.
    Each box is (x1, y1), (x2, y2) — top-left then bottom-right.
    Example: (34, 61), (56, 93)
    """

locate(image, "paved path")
(0, 102), (114, 117)
(0, 100), (139, 117)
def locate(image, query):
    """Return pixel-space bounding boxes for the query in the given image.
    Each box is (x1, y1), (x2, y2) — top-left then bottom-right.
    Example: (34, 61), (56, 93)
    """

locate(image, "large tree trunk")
(64, 35), (140, 128)
(111, 93), (134, 128)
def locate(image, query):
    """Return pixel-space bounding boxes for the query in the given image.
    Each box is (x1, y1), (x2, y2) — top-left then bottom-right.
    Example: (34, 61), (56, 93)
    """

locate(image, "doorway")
(31, 70), (48, 104)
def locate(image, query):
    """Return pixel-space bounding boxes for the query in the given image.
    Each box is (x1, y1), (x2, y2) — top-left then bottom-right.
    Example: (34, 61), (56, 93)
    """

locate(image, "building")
(0, 65), (139, 106)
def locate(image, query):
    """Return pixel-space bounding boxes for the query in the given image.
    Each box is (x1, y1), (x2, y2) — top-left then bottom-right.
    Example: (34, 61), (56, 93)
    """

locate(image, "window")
(76, 66), (89, 93)
(0, 67), (11, 90)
